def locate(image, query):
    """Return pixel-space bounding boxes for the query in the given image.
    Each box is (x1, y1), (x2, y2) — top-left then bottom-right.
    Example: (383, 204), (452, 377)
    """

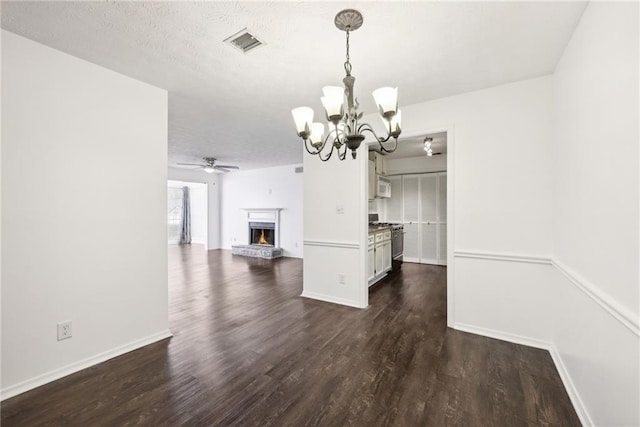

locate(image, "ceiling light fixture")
(424, 137), (433, 156)
(291, 9), (401, 161)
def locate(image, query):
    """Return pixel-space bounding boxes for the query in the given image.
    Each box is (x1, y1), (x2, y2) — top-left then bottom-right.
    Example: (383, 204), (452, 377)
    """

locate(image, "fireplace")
(249, 222), (275, 246)
(232, 208), (283, 259)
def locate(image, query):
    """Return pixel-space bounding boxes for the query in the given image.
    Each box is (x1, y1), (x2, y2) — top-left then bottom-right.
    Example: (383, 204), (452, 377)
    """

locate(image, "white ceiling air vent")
(224, 28), (264, 54)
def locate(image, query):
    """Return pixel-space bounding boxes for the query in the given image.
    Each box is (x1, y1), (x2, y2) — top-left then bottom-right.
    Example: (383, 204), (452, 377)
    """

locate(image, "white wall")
(551, 2), (639, 425)
(303, 144), (368, 308)
(220, 164), (303, 258)
(374, 75), (556, 339)
(1, 31), (170, 398)
(167, 168), (221, 249)
(168, 180), (207, 246)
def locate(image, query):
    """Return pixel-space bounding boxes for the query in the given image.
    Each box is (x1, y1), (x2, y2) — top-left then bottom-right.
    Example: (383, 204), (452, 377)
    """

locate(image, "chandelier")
(291, 9), (402, 161)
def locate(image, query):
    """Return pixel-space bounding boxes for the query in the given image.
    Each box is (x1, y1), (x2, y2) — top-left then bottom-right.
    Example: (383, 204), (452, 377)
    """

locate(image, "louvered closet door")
(402, 175), (420, 262)
(420, 175), (438, 264)
(437, 174), (447, 265)
(387, 176), (403, 223)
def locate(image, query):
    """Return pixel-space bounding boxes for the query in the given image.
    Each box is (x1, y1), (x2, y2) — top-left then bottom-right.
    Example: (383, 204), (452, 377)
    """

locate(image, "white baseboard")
(453, 322), (552, 350)
(453, 322), (591, 426)
(300, 291), (365, 309)
(547, 343), (594, 426)
(1, 329), (173, 401)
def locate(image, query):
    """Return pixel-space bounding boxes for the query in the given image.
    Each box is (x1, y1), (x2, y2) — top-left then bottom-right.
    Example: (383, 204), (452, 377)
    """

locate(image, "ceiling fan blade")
(214, 165), (239, 170)
(214, 167), (231, 173)
(176, 163), (204, 167)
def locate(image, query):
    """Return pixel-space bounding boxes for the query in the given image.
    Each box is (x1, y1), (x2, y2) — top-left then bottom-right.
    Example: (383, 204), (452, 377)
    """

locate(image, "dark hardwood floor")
(1, 245), (580, 426)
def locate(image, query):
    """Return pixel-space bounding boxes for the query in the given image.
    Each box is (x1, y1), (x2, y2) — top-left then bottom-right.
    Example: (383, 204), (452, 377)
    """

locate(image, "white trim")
(453, 322), (592, 426)
(454, 250), (552, 265)
(0, 329), (173, 401)
(303, 240), (360, 249)
(548, 344), (595, 427)
(454, 322), (552, 350)
(453, 250), (639, 336)
(300, 291), (365, 309)
(552, 258), (640, 336)
(241, 208), (283, 212)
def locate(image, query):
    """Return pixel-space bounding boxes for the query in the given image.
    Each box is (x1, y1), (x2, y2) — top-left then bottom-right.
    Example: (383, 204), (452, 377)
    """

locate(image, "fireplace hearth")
(232, 208), (283, 259)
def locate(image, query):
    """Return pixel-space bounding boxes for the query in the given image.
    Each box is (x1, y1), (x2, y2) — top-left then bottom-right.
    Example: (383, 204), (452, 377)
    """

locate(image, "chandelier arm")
(303, 138), (324, 156)
(359, 124), (399, 153)
(338, 143), (347, 160)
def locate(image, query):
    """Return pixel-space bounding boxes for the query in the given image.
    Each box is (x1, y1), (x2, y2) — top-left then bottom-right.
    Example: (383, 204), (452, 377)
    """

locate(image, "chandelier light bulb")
(291, 106), (314, 136)
(321, 86), (345, 118)
(309, 122), (325, 145)
(372, 87), (399, 117)
(390, 110), (402, 134)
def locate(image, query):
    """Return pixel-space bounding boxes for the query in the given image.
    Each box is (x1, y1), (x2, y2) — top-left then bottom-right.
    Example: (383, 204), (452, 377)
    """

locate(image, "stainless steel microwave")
(376, 176), (391, 198)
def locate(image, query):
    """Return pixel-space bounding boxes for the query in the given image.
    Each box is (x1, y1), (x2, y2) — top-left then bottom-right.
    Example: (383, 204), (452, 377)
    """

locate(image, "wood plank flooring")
(1, 245), (581, 426)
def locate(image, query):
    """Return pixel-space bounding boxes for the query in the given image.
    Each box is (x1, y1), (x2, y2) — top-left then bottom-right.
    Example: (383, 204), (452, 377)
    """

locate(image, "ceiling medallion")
(291, 9), (401, 161)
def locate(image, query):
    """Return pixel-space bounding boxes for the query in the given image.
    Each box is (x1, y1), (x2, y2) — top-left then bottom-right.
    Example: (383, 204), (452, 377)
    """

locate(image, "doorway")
(366, 128), (454, 325)
(368, 132), (448, 265)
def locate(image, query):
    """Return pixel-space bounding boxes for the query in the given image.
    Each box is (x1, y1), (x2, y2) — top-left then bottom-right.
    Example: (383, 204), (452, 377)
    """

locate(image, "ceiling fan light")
(203, 166), (215, 173)
(373, 87), (398, 117)
(292, 106), (314, 136)
(321, 86), (344, 118)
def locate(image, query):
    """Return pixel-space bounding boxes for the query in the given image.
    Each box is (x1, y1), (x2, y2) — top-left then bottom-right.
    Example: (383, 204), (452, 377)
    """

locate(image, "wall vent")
(294, 166), (303, 174)
(224, 28), (265, 53)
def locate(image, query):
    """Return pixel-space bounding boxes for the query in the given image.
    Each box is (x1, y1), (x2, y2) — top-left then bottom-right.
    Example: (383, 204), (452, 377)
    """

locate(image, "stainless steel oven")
(391, 226), (404, 271)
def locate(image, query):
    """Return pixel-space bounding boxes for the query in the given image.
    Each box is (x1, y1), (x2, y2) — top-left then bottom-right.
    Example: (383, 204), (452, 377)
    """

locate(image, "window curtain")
(180, 186), (191, 244)
(167, 187), (183, 244)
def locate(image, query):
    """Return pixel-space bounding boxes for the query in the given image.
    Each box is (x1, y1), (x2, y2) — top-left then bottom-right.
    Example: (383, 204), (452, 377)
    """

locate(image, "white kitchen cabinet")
(368, 228), (392, 286)
(368, 238), (375, 282)
(368, 160), (375, 200)
(368, 151), (388, 176)
(382, 240), (392, 272)
(375, 241), (384, 275)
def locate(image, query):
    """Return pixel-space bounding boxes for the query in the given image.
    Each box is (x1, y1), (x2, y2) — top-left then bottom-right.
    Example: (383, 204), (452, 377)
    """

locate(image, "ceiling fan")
(176, 157), (240, 173)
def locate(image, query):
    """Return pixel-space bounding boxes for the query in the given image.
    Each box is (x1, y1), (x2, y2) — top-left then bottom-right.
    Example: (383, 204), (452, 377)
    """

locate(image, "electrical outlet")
(336, 205), (345, 214)
(338, 273), (346, 285)
(57, 320), (72, 341)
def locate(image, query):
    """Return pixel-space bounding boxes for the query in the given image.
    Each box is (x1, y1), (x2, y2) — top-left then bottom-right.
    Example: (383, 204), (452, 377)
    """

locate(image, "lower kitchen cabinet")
(368, 228), (392, 286)
(368, 244), (375, 282)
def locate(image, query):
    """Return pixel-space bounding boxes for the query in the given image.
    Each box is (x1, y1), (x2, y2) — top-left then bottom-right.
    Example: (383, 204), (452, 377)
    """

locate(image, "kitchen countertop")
(368, 225), (391, 233)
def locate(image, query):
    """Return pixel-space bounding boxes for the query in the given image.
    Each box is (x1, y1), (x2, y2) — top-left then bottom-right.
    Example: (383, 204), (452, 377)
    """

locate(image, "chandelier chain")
(344, 29), (352, 76)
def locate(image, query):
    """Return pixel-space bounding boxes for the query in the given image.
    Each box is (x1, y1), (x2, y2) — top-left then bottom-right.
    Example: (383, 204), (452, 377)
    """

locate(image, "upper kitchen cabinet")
(368, 151), (388, 176)
(368, 160), (376, 200)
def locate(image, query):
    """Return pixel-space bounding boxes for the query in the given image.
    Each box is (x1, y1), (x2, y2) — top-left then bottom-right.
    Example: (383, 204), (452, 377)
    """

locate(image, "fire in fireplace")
(249, 222), (275, 246)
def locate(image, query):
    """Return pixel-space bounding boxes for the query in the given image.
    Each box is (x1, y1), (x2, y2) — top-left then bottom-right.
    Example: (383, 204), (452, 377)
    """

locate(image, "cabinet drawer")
(375, 232), (384, 243)
(383, 230), (391, 241)
(368, 235), (374, 245)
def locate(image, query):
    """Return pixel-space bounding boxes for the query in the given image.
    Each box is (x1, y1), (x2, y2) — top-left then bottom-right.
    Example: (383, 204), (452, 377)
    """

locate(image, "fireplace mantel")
(241, 208), (283, 212)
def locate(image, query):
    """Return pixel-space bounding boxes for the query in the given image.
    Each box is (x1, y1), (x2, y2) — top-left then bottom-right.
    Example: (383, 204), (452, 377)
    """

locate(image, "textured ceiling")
(1, 1), (587, 170)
